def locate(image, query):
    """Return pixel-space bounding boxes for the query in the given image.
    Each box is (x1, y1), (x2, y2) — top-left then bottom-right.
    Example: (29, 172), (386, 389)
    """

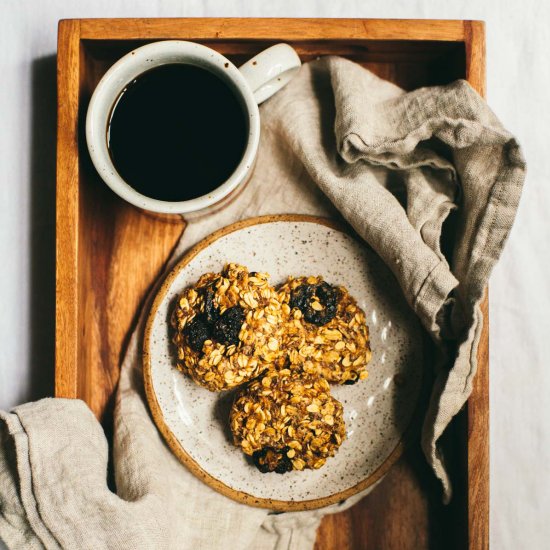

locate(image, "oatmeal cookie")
(171, 263), (285, 391)
(278, 276), (371, 385)
(230, 368), (346, 473)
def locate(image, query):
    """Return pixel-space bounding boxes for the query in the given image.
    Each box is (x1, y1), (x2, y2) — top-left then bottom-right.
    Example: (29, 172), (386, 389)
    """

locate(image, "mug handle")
(239, 44), (302, 105)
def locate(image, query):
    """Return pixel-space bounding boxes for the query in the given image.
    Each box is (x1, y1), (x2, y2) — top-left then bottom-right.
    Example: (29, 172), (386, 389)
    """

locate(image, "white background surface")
(0, 1), (548, 549)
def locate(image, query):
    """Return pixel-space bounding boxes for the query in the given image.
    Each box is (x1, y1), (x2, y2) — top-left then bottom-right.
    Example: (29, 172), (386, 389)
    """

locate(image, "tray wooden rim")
(143, 214), (422, 511)
(56, 17), (488, 547)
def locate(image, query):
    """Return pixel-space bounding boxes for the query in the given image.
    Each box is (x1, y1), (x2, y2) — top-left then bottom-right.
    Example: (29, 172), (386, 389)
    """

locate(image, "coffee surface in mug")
(107, 63), (248, 202)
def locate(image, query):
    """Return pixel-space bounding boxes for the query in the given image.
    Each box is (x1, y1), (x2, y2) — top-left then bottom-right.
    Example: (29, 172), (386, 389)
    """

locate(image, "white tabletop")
(1, 2), (548, 549)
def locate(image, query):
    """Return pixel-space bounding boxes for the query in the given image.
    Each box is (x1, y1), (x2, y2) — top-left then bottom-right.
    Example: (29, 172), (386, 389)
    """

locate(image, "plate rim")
(143, 214), (417, 512)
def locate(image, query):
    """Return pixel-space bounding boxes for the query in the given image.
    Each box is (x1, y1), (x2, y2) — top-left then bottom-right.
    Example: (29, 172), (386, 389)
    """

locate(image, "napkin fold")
(0, 57), (525, 549)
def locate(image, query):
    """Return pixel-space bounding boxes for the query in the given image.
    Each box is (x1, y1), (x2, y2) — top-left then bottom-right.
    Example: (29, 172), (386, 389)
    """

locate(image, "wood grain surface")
(78, 18), (467, 42)
(55, 19), (81, 400)
(55, 18), (487, 549)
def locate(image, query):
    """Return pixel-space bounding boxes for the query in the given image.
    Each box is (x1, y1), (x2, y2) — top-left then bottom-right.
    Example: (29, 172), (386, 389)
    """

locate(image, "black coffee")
(107, 64), (247, 202)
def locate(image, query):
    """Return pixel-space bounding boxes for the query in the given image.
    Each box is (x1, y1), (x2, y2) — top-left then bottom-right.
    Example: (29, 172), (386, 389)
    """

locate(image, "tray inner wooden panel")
(75, 37), (469, 550)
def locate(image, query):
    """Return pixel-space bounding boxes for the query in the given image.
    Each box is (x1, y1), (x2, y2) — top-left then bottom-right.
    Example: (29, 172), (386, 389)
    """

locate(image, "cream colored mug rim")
(86, 40), (273, 215)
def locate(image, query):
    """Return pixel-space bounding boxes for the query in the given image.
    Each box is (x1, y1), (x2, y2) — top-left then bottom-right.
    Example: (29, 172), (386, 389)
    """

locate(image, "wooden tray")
(56, 18), (488, 550)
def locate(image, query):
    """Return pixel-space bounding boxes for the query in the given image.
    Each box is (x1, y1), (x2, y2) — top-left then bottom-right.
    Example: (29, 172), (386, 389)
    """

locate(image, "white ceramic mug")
(86, 40), (301, 216)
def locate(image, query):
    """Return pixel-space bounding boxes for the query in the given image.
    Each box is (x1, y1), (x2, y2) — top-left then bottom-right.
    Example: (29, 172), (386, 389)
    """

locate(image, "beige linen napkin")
(0, 56), (525, 549)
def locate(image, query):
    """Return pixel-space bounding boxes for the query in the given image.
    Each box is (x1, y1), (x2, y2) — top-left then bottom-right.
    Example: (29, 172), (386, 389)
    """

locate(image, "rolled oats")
(171, 265), (373, 472)
(171, 264), (285, 391)
(278, 276), (372, 385)
(230, 369), (346, 473)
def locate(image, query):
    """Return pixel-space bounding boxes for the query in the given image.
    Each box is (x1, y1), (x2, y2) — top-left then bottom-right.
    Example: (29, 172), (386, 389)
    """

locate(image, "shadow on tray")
(28, 54), (57, 401)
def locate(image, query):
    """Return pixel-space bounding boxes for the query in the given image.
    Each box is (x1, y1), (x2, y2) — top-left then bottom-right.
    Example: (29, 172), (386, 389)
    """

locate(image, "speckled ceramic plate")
(144, 215), (423, 511)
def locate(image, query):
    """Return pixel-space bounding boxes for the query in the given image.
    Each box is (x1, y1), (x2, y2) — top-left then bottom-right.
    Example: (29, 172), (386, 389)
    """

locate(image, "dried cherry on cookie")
(212, 306), (246, 346)
(203, 286), (220, 324)
(289, 283), (314, 311)
(183, 314), (212, 352)
(290, 282), (340, 326)
(185, 293), (246, 349)
(252, 446), (293, 474)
